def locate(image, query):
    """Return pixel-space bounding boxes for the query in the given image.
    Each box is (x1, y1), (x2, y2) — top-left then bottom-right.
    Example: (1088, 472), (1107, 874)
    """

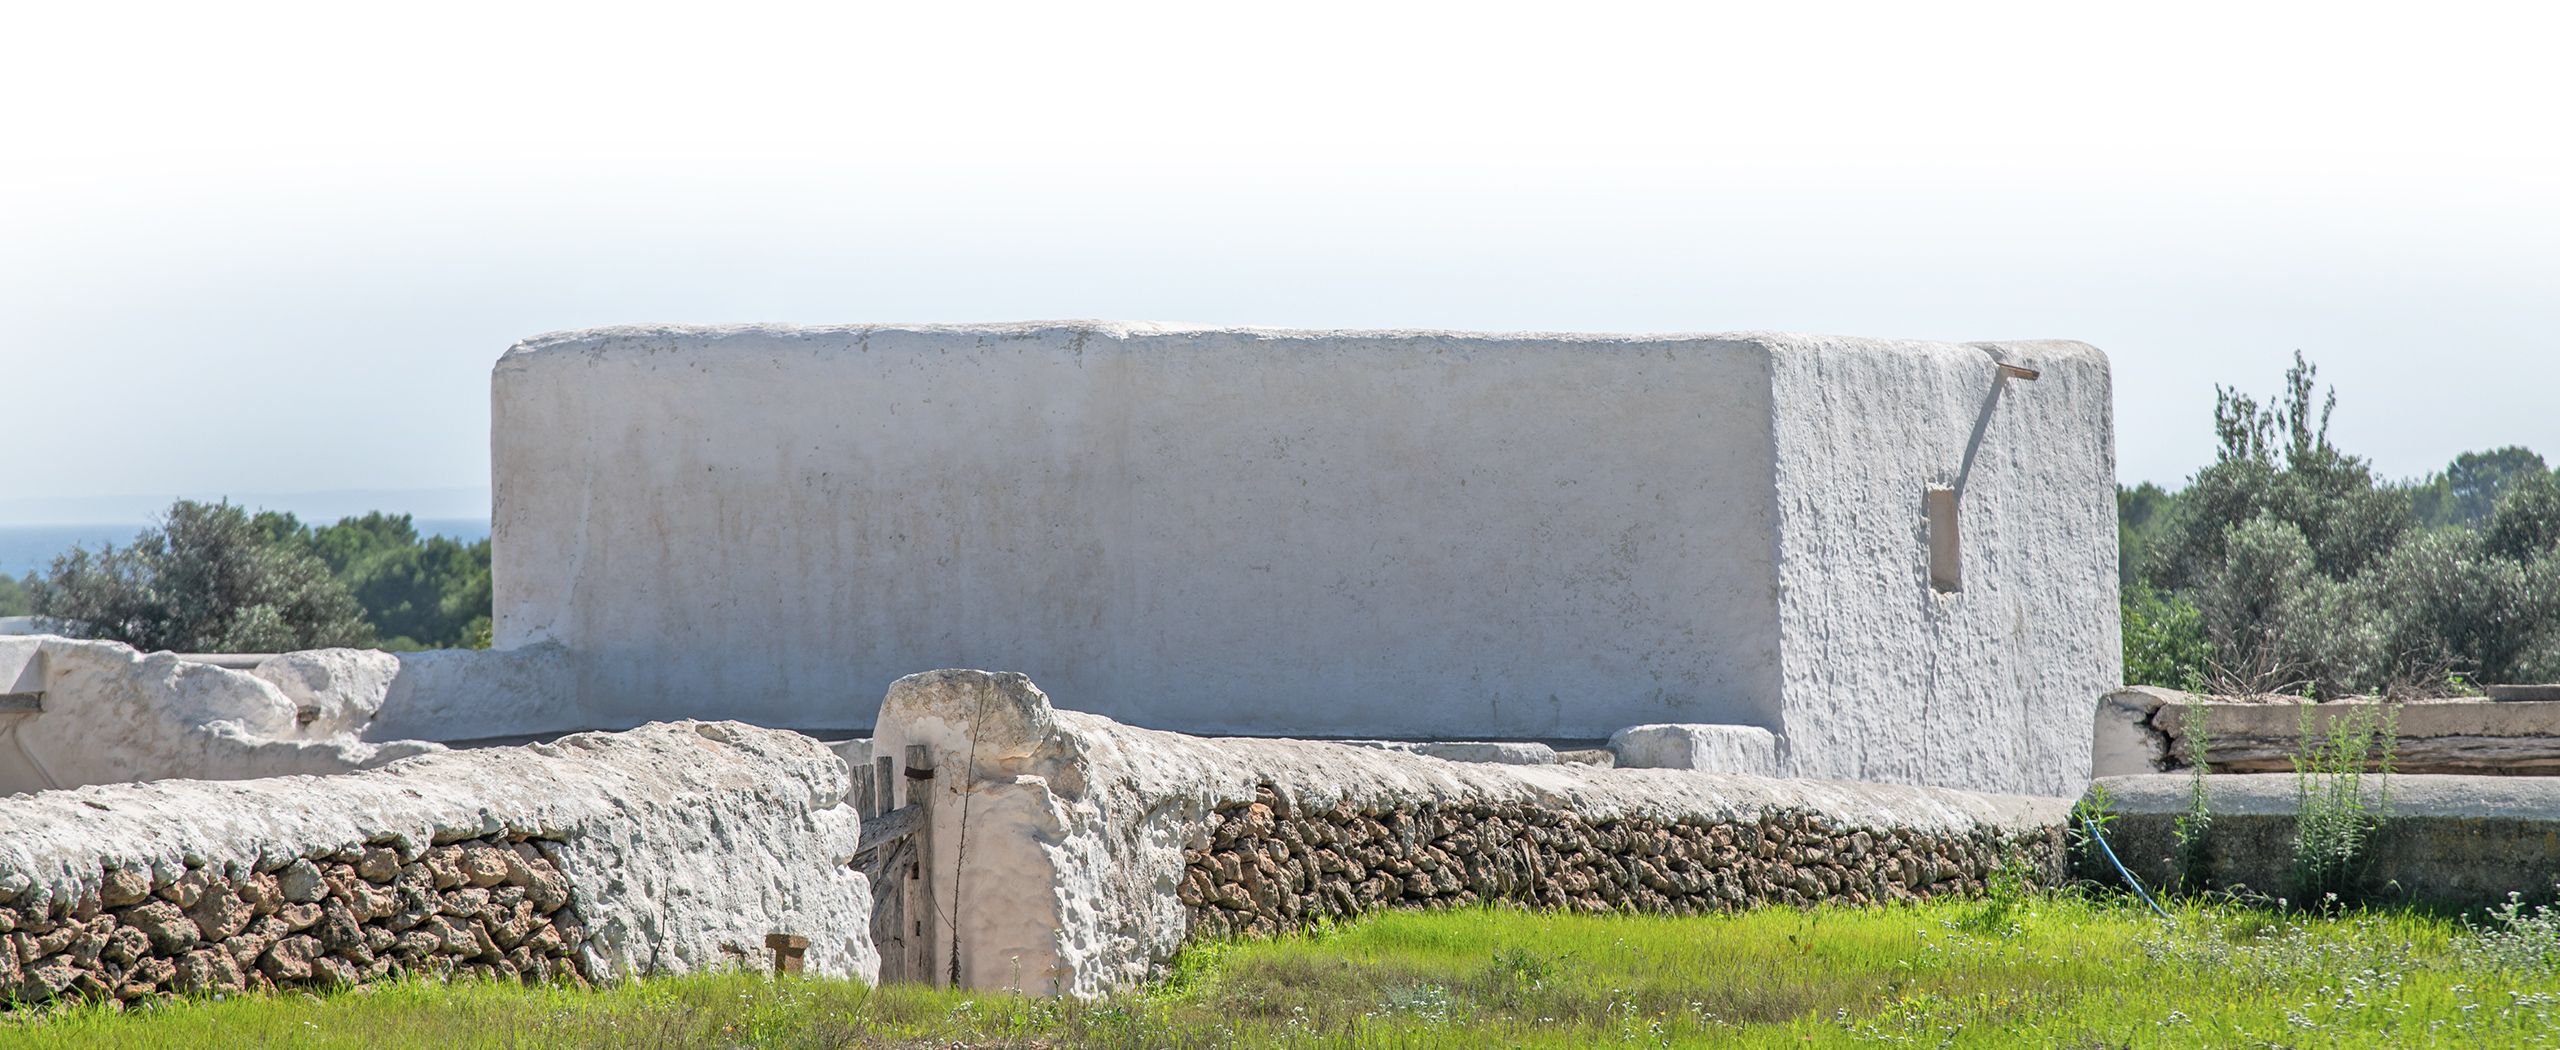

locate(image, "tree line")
(10, 502), (492, 652)
(2122, 353), (2560, 697)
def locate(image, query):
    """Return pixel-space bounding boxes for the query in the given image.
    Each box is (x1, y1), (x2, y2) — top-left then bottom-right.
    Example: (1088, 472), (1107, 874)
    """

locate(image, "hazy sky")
(6, 1), (2554, 524)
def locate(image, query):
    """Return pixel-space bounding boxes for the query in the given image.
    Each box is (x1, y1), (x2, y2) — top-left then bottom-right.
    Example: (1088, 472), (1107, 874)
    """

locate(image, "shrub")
(28, 500), (372, 652)
(303, 513), (494, 650)
(2192, 516), (2378, 697)
(2289, 702), (2396, 904)
(2137, 353), (2560, 696)
(0, 572), (29, 617)
(2122, 583), (2210, 693)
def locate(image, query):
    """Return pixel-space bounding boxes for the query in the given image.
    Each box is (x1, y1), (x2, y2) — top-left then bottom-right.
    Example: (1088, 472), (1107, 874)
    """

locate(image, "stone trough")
(2089, 772), (2560, 909)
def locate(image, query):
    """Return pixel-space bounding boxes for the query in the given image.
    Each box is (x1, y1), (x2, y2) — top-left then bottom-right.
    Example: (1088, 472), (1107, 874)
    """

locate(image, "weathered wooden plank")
(855, 804), (923, 858)
(904, 744), (938, 987)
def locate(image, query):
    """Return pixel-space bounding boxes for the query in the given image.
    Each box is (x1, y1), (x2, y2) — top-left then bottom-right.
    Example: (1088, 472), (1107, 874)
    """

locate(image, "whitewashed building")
(486, 322), (2118, 794)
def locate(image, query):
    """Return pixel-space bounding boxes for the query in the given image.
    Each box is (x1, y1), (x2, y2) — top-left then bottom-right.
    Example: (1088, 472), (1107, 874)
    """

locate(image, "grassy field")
(11, 892), (2560, 1048)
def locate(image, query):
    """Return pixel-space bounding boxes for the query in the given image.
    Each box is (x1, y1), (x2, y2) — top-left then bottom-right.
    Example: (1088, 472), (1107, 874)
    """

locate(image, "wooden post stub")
(901, 743), (940, 986)
(765, 932), (809, 975)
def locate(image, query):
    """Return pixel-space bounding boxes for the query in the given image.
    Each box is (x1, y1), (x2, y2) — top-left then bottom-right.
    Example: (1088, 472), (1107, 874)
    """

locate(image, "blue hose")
(2083, 815), (2173, 921)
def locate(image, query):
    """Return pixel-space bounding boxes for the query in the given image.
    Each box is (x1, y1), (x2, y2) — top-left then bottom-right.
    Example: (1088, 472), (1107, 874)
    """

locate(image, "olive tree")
(28, 500), (372, 652)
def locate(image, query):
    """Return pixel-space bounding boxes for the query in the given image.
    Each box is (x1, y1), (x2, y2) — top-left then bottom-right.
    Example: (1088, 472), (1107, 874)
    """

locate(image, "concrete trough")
(2090, 772), (2560, 909)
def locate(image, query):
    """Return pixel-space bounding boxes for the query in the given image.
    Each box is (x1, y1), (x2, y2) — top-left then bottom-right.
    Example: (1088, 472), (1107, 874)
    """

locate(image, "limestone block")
(1607, 724), (1781, 776)
(253, 649), (401, 736)
(2146, 696), (2560, 776)
(1337, 741), (1558, 765)
(0, 636), (450, 793)
(372, 643), (582, 743)
(2090, 687), (2179, 777)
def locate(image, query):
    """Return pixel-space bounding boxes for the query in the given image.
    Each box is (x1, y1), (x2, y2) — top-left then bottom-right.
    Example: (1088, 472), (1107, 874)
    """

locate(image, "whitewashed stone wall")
(491, 322), (2117, 794)
(0, 721), (874, 1006)
(873, 670), (2069, 998)
(0, 637), (446, 793)
(1763, 339), (2119, 793)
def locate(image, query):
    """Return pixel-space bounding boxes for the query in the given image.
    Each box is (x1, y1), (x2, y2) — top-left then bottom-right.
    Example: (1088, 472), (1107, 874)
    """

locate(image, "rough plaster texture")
(0, 637), (444, 793)
(0, 721), (875, 982)
(1761, 339), (2118, 794)
(495, 322), (2116, 794)
(371, 644), (581, 742)
(1338, 740), (1559, 765)
(252, 649), (401, 737)
(1607, 724), (1782, 775)
(873, 669), (2070, 998)
(2091, 773), (2560, 907)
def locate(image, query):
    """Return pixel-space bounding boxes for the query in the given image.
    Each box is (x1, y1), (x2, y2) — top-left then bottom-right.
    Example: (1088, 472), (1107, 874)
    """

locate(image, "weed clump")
(2290, 701), (2397, 904)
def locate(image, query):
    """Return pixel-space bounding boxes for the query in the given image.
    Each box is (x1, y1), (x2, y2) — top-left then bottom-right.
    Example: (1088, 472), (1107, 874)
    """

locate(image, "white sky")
(5, 0), (2556, 522)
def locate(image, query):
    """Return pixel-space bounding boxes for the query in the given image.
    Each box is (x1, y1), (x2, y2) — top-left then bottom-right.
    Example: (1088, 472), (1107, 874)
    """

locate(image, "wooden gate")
(854, 745), (938, 985)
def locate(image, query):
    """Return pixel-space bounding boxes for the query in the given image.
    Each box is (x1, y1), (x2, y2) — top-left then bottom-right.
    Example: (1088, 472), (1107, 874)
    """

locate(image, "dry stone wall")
(872, 669), (2072, 999)
(3, 835), (591, 1006)
(1181, 787), (2057, 940)
(0, 720), (875, 1011)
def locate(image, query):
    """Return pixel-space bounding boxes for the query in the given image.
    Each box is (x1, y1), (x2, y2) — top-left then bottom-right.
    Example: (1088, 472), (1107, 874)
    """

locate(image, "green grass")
(13, 893), (2560, 1047)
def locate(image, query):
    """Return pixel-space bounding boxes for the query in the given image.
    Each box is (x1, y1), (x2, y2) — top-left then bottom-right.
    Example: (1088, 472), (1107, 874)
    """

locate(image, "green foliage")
(2414, 446), (2550, 528)
(26, 501), (372, 653)
(299, 513), (493, 650)
(2122, 582), (2210, 693)
(2175, 704), (2214, 890)
(2470, 891), (2560, 973)
(2487, 470), (2560, 563)
(2133, 353), (2560, 697)
(2116, 481), (2179, 587)
(2290, 702), (2398, 905)
(2192, 515), (2379, 696)
(1953, 851), (2044, 938)
(2365, 526), (2555, 688)
(24, 502), (492, 654)
(2153, 352), (2412, 588)
(18, 900), (2560, 1047)
(2066, 781), (2117, 875)
(0, 572), (30, 617)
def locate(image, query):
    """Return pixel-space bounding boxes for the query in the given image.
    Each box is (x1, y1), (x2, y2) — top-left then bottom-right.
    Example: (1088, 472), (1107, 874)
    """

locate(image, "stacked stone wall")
(0, 721), (878, 1006)
(1181, 786), (2064, 939)
(876, 669), (2076, 997)
(3, 834), (592, 1008)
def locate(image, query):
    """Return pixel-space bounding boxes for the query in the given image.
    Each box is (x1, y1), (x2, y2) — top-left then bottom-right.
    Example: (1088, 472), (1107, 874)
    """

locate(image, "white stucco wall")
(1765, 339), (2119, 795)
(372, 643), (582, 742)
(492, 322), (2115, 793)
(495, 322), (1788, 741)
